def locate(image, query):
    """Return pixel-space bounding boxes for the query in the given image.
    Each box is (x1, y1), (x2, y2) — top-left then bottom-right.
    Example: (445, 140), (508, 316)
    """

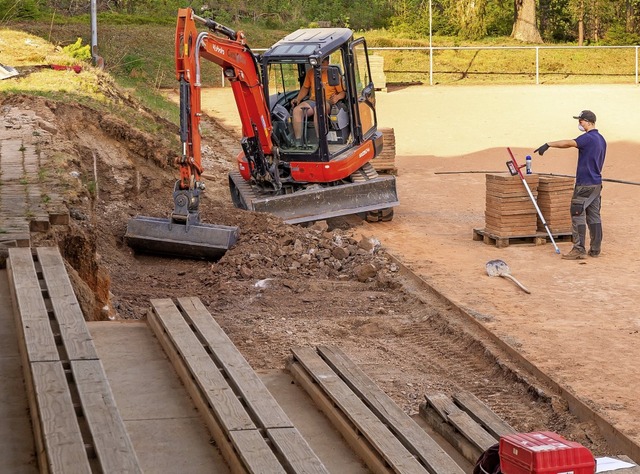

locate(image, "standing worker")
(534, 110), (607, 260)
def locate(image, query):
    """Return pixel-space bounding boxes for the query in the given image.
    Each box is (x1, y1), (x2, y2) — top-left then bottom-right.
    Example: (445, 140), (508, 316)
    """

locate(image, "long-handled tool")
(486, 259), (530, 294)
(506, 147), (561, 254)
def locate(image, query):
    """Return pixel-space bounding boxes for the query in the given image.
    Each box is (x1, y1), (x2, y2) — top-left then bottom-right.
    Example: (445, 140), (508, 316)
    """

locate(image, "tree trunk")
(456, 0), (488, 39)
(511, 0), (543, 43)
(578, 0), (584, 46)
(578, 18), (584, 45)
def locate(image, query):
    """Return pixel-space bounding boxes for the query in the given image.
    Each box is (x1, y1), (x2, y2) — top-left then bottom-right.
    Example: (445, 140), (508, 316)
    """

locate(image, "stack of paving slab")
(536, 176), (574, 234)
(372, 127), (397, 174)
(485, 174), (539, 237)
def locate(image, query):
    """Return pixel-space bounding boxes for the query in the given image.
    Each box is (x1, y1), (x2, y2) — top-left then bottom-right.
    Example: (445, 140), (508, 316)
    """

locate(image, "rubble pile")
(210, 216), (400, 287)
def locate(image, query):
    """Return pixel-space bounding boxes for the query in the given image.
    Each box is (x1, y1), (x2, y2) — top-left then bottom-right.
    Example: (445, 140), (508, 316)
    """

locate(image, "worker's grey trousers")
(570, 184), (602, 254)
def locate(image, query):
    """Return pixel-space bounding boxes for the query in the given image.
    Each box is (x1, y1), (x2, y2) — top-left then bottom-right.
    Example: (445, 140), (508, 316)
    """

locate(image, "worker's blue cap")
(573, 110), (596, 123)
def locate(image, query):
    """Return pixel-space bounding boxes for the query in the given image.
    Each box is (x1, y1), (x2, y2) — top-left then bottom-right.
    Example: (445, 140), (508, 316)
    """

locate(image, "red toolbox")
(499, 431), (596, 474)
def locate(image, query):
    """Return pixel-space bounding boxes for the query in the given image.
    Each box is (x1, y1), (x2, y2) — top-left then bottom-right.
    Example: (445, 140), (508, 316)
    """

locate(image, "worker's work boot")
(562, 248), (587, 260)
(588, 223), (602, 257)
(563, 224), (587, 259)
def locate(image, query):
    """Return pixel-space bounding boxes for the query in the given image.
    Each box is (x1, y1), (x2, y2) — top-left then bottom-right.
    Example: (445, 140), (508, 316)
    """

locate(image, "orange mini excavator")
(126, 7), (398, 259)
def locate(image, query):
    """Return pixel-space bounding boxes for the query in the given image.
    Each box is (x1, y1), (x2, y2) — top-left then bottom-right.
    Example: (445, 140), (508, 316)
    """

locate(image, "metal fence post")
(636, 46), (638, 84)
(536, 47), (539, 85)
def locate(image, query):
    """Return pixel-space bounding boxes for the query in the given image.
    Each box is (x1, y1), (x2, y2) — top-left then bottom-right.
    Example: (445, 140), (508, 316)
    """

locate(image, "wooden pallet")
(148, 297), (327, 474)
(473, 228), (573, 248)
(289, 345), (464, 474)
(6, 247), (141, 474)
(420, 391), (516, 465)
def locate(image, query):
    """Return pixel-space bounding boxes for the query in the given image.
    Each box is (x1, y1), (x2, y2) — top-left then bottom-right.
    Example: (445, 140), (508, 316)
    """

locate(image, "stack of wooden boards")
(369, 54), (386, 91)
(536, 176), (574, 234)
(372, 127), (397, 175)
(484, 174), (539, 237)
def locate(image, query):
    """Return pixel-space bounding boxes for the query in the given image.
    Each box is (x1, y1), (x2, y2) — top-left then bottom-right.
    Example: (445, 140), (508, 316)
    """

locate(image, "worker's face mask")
(578, 124), (585, 132)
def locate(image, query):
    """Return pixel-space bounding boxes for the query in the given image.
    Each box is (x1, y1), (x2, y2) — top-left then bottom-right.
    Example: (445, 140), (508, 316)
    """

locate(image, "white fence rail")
(369, 45), (640, 85)
(223, 45), (639, 86)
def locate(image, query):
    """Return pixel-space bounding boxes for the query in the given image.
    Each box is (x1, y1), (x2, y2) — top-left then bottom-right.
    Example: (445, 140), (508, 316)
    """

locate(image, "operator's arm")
(292, 85), (310, 106)
(328, 89), (346, 105)
(534, 139), (577, 155)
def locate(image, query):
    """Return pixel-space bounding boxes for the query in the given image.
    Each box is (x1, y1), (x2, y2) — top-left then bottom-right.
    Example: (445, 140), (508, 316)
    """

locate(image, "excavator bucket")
(229, 171), (399, 224)
(125, 216), (239, 260)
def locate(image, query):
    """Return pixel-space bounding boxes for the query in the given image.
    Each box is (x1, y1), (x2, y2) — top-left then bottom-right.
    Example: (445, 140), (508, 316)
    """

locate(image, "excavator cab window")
(265, 61), (319, 153)
(263, 50), (353, 158)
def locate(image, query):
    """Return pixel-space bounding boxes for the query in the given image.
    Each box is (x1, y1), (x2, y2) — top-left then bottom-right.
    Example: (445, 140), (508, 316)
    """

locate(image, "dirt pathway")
(197, 84), (640, 447)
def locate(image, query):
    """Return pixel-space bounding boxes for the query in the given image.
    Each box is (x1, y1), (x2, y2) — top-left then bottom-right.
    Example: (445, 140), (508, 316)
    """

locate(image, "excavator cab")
(229, 28), (398, 223)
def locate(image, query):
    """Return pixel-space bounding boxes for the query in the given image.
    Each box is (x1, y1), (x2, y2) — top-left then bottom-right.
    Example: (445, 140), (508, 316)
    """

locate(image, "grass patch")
(373, 46), (637, 85)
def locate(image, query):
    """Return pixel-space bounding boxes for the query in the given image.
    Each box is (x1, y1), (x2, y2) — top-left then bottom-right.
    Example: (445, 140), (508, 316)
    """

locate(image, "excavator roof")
(262, 28), (353, 62)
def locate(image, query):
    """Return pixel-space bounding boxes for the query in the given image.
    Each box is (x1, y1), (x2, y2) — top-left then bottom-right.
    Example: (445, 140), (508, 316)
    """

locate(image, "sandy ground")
(198, 84), (640, 446)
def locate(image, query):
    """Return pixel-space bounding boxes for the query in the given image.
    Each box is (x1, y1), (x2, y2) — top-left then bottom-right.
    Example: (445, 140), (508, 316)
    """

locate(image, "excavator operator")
(290, 57), (346, 148)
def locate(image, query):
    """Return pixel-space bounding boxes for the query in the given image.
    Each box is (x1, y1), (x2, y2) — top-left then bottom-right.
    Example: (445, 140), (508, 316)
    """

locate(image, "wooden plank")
(425, 393), (497, 456)
(292, 347), (428, 474)
(267, 428), (329, 474)
(146, 306), (247, 474)
(447, 411), (497, 452)
(419, 403), (481, 465)
(426, 393), (458, 421)
(453, 391), (517, 439)
(36, 247), (98, 361)
(149, 299), (255, 432)
(288, 359), (392, 474)
(168, 299), (326, 473)
(31, 361), (91, 474)
(71, 360), (141, 473)
(318, 346), (464, 474)
(177, 297), (292, 429)
(228, 430), (286, 474)
(7, 248), (58, 362)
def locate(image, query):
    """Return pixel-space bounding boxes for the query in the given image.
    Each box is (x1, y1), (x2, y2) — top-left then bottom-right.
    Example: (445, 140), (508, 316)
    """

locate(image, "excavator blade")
(229, 171), (399, 224)
(125, 216), (239, 260)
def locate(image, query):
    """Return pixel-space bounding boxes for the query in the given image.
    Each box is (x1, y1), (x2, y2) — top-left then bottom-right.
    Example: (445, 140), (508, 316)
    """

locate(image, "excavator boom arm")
(175, 7), (274, 189)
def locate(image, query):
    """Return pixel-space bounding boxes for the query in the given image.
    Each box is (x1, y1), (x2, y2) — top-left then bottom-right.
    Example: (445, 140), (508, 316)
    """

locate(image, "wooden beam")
(71, 360), (141, 473)
(317, 345), (464, 474)
(292, 347), (428, 474)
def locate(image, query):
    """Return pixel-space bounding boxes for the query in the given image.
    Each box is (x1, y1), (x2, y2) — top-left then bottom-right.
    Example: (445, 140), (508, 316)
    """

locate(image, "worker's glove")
(534, 143), (550, 156)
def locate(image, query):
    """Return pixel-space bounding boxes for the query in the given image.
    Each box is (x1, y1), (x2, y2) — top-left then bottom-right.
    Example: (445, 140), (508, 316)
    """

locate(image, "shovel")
(486, 259), (531, 294)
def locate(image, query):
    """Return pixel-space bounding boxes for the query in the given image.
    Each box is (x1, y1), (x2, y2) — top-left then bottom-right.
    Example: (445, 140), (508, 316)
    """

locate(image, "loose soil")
(3, 83), (639, 464)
